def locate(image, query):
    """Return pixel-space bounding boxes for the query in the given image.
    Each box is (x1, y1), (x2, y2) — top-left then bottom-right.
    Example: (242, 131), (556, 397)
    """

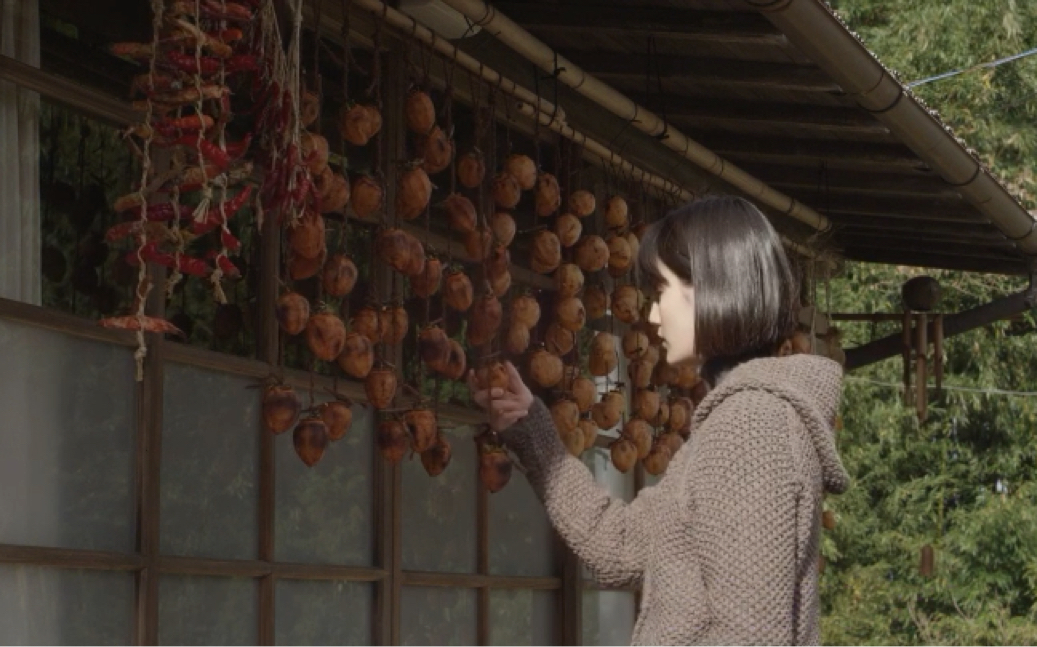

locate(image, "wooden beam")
(738, 164), (960, 197)
(825, 209), (986, 225)
(255, 170), (280, 647)
(832, 220), (1009, 244)
(568, 52), (836, 92)
(842, 246), (1025, 276)
(838, 232), (1017, 252)
(0, 53), (139, 126)
(830, 313), (907, 322)
(846, 289), (1035, 370)
(791, 193), (984, 222)
(0, 544), (143, 571)
(688, 132), (923, 168)
(399, 571), (562, 590)
(152, 555), (387, 580)
(649, 97), (887, 133)
(843, 237), (1018, 259)
(491, 3), (784, 43)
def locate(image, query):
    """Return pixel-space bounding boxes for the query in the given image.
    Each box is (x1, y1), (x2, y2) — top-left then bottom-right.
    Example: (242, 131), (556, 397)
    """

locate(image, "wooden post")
(135, 264), (166, 646)
(915, 312), (927, 423)
(558, 534), (582, 646)
(901, 310), (912, 407)
(847, 290), (1034, 371)
(933, 314), (944, 394)
(477, 485), (490, 646)
(376, 42), (406, 647)
(256, 184), (281, 646)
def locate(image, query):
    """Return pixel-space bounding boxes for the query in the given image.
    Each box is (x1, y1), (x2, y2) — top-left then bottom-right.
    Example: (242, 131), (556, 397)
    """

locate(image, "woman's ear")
(680, 283), (695, 305)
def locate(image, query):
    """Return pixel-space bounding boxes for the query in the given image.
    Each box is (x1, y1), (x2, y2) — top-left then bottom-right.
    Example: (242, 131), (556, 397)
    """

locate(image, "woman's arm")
(502, 397), (679, 588)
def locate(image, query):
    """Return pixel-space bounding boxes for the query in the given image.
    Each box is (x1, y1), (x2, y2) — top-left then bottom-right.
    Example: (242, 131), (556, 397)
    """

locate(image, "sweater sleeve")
(689, 393), (801, 645)
(501, 398), (678, 588)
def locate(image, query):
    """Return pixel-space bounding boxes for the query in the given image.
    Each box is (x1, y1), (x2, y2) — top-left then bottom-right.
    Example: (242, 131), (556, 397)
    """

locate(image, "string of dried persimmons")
(104, 1), (696, 479)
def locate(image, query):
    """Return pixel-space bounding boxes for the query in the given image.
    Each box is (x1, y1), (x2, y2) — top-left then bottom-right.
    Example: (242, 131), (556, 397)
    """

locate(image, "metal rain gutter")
(746, 0), (1037, 256)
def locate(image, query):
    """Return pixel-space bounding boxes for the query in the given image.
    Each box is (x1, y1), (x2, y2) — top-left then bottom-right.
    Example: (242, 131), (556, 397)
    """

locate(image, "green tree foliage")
(817, 4), (1037, 642)
(831, 0), (1037, 206)
(821, 262), (1037, 644)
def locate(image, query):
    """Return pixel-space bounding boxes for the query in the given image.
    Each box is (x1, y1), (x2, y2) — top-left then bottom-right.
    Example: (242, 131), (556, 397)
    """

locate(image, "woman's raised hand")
(467, 362), (535, 432)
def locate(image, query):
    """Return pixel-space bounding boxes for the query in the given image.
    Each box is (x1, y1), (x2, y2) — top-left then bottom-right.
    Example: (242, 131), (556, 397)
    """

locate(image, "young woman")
(468, 196), (849, 645)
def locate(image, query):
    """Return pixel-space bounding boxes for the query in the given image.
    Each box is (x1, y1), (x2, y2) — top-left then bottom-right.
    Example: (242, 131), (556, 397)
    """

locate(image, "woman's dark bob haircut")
(637, 195), (799, 383)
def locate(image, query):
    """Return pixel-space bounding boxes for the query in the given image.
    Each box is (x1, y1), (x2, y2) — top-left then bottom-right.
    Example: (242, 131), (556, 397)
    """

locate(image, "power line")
(846, 376), (1037, 398)
(908, 46), (1037, 88)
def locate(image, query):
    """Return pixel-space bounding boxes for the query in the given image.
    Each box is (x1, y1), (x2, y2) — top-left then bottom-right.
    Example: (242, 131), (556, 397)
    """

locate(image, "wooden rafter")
(644, 96), (888, 134)
(492, 3), (784, 43)
(831, 219), (1008, 242)
(567, 52), (837, 92)
(843, 246), (1024, 275)
(739, 164), (959, 197)
(839, 231), (1017, 252)
(789, 193), (984, 222)
(688, 132), (925, 169)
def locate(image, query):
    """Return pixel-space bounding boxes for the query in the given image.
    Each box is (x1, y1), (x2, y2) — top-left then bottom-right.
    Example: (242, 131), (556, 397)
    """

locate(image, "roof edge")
(744, 0), (1037, 257)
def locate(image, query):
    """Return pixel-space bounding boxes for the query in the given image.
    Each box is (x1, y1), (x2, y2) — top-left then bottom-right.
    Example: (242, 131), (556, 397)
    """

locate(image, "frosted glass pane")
(489, 589), (556, 646)
(161, 363), (258, 559)
(0, 320), (135, 551)
(582, 590), (636, 646)
(488, 473), (555, 577)
(402, 426), (477, 573)
(276, 402), (374, 565)
(400, 587), (477, 646)
(0, 566), (133, 645)
(275, 580), (372, 645)
(159, 575), (256, 645)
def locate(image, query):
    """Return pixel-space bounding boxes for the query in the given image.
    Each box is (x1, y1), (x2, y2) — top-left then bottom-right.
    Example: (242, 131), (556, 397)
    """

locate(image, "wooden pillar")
(915, 312), (928, 423)
(256, 190), (281, 645)
(372, 41), (406, 647)
(134, 264), (166, 646)
(901, 310), (912, 406)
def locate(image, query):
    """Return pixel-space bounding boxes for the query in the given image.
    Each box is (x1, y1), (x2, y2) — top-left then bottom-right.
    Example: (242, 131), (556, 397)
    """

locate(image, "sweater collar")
(693, 354), (850, 494)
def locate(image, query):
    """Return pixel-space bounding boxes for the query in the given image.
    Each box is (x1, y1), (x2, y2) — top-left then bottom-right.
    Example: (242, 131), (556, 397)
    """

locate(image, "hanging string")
(311, 0), (324, 104)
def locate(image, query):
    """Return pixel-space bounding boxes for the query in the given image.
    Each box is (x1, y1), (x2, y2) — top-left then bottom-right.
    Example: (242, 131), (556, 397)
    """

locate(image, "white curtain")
(0, 0), (41, 305)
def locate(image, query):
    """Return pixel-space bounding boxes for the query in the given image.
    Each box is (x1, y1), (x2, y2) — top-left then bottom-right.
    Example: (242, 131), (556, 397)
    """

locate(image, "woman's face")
(648, 262), (697, 364)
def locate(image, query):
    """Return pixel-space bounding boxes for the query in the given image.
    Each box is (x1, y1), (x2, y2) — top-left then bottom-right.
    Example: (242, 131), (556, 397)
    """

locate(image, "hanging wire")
(907, 46), (1037, 88)
(846, 375), (1037, 398)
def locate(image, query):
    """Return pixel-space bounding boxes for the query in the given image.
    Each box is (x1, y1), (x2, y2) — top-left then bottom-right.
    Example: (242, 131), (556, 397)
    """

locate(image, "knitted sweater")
(501, 354), (850, 646)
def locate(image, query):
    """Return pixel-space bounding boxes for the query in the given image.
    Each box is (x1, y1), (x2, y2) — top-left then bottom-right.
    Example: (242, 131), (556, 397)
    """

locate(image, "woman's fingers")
(504, 361), (527, 393)
(488, 398), (528, 416)
(471, 387), (509, 409)
(489, 409), (528, 432)
(468, 367), (531, 430)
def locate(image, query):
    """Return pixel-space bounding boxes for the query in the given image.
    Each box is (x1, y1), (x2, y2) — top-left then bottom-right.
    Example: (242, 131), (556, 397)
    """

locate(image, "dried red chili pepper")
(173, 135), (232, 170)
(189, 185), (253, 234)
(223, 134), (252, 159)
(224, 54), (258, 73)
(220, 229), (242, 252)
(206, 251), (241, 278)
(163, 50), (223, 76)
(201, 0), (254, 22)
(121, 201), (193, 221)
(129, 243), (210, 277)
